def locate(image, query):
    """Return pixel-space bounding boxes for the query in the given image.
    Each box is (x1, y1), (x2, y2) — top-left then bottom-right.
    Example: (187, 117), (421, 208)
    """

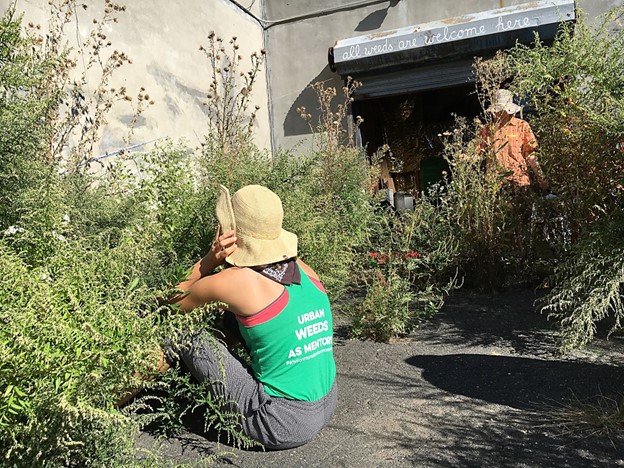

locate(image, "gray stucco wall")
(1, 0), (269, 157)
(578, 0), (623, 18)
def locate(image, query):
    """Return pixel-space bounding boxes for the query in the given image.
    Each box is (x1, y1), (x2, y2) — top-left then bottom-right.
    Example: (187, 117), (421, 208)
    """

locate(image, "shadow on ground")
(408, 353), (624, 410)
(330, 351), (624, 467)
(416, 289), (561, 356)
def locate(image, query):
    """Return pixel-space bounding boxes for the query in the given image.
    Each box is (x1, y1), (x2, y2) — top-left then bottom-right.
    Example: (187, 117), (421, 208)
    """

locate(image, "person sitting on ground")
(165, 184), (337, 450)
(479, 89), (548, 192)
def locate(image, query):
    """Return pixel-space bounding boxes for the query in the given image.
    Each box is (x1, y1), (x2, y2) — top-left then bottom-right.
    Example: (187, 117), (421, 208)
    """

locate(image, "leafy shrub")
(502, 8), (624, 242)
(432, 6), (624, 290)
(349, 193), (459, 341)
(0, 237), (160, 466)
(132, 143), (216, 264)
(536, 211), (624, 352)
(275, 145), (375, 297)
(0, 4), (227, 465)
(434, 116), (524, 289)
(351, 269), (415, 342)
(491, 7), (624, 350)
(0, 8), (59, 229)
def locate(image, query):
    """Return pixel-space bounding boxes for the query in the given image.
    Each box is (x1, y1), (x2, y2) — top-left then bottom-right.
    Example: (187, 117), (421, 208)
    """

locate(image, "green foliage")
(536, 211), (624, 352)
(0, 5), (230, 465)
(133, 143), (215, 263)
(351, 269), (414, 342)
(0, 137), (241, 465)
(0, 237), (160, 466)
(0, 8), (60, 228)
(438, 9), (624, 290)
(501, 8), (624, 241)
(349, 195), (459, 341)
(434, 117), (525, 288)
(277, 146), (375, 297)
(485, 8), (624, 350)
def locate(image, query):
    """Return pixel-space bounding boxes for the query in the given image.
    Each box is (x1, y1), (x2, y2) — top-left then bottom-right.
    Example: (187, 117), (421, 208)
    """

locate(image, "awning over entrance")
(329, 0), (575, 97)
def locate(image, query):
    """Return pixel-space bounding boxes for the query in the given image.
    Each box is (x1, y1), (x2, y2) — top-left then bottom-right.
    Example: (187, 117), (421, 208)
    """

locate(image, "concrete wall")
(577, 0), (623, 18)
(1, 0), (269, 157)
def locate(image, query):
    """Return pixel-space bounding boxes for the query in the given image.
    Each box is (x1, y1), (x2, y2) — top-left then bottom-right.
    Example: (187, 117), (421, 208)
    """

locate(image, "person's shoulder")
(202, 266), (257, 302)
(213, 265), (253, 281)
(296, 258), (320, 281)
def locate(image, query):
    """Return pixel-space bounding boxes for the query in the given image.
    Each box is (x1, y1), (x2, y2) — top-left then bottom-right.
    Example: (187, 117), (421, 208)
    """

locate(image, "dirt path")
(138, 290), (624, 467)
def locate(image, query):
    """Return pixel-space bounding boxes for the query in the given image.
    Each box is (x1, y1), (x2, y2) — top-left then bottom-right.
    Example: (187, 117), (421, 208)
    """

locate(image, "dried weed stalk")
(34, 0), (152, 169)
(298, 77), (363, 155)
(200, 33), (265, 157)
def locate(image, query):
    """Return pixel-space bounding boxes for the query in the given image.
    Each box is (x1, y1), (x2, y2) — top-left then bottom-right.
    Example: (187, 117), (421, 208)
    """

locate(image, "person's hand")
(208, 225), (238, 267)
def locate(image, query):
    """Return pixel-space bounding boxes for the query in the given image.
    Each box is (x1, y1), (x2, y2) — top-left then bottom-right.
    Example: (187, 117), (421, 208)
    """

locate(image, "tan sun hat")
(487, 89), (522, 114)
(215, 184), (298, 267)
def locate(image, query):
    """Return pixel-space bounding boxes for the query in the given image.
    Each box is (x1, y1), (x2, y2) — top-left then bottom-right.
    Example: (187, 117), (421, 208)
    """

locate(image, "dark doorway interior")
(355, 83), (481, 196)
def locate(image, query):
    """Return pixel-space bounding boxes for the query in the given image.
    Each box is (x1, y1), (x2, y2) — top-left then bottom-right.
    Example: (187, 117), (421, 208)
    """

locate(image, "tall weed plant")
(492, 8), (624, 350)
(536, 211), (624, 352)
(436, 117), (512, 288)
(0, 8), (59, 229)
(436, 50), (567, 289)
(0, 4), (232, 465)
(0, 238), (159, 466)
(502, 9), (624, 241)
(350, 187), (460, 341)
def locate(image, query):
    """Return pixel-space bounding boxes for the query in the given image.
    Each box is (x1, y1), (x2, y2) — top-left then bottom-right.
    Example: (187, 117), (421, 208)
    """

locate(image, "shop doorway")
(355, 83), (482, 197)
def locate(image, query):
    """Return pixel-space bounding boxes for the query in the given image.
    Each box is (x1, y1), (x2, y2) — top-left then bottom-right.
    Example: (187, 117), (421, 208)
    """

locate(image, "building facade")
(2, 0), (621, 167)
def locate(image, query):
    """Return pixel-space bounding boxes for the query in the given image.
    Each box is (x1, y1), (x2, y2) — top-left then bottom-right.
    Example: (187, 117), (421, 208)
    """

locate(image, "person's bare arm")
(117, 228), (237, 407)
(173, 270), (239, 312)
(169, 227), (238, 305)
(526, 154), (548, 190)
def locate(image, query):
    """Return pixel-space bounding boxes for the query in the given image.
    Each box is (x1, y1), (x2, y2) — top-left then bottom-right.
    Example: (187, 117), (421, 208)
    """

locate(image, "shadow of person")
(407, 353), (624, 411)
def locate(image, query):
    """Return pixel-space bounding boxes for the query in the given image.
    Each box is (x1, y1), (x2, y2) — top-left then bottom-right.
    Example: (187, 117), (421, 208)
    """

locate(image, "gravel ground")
(137, 289), (624, 467)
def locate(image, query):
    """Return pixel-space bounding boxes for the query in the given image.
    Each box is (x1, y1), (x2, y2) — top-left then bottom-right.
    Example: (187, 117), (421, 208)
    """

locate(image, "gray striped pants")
(177, 332), (337, 450)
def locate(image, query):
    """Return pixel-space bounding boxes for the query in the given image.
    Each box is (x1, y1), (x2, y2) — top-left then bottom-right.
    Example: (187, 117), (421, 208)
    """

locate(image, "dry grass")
(540, 391), (624, 446)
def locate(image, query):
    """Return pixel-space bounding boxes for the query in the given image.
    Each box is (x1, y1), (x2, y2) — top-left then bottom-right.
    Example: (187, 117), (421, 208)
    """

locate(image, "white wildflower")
(3, 225), (24, 235)
(51, 230), (67, 242)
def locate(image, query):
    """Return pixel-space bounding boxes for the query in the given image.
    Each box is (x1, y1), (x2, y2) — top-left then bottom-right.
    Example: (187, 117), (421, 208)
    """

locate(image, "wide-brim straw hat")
(215, 184), (298, 267)
(487, 89), (522, 114)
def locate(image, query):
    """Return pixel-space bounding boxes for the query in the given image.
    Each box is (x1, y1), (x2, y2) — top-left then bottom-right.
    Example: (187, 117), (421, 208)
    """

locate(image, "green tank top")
(236, 266), (336, 401)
